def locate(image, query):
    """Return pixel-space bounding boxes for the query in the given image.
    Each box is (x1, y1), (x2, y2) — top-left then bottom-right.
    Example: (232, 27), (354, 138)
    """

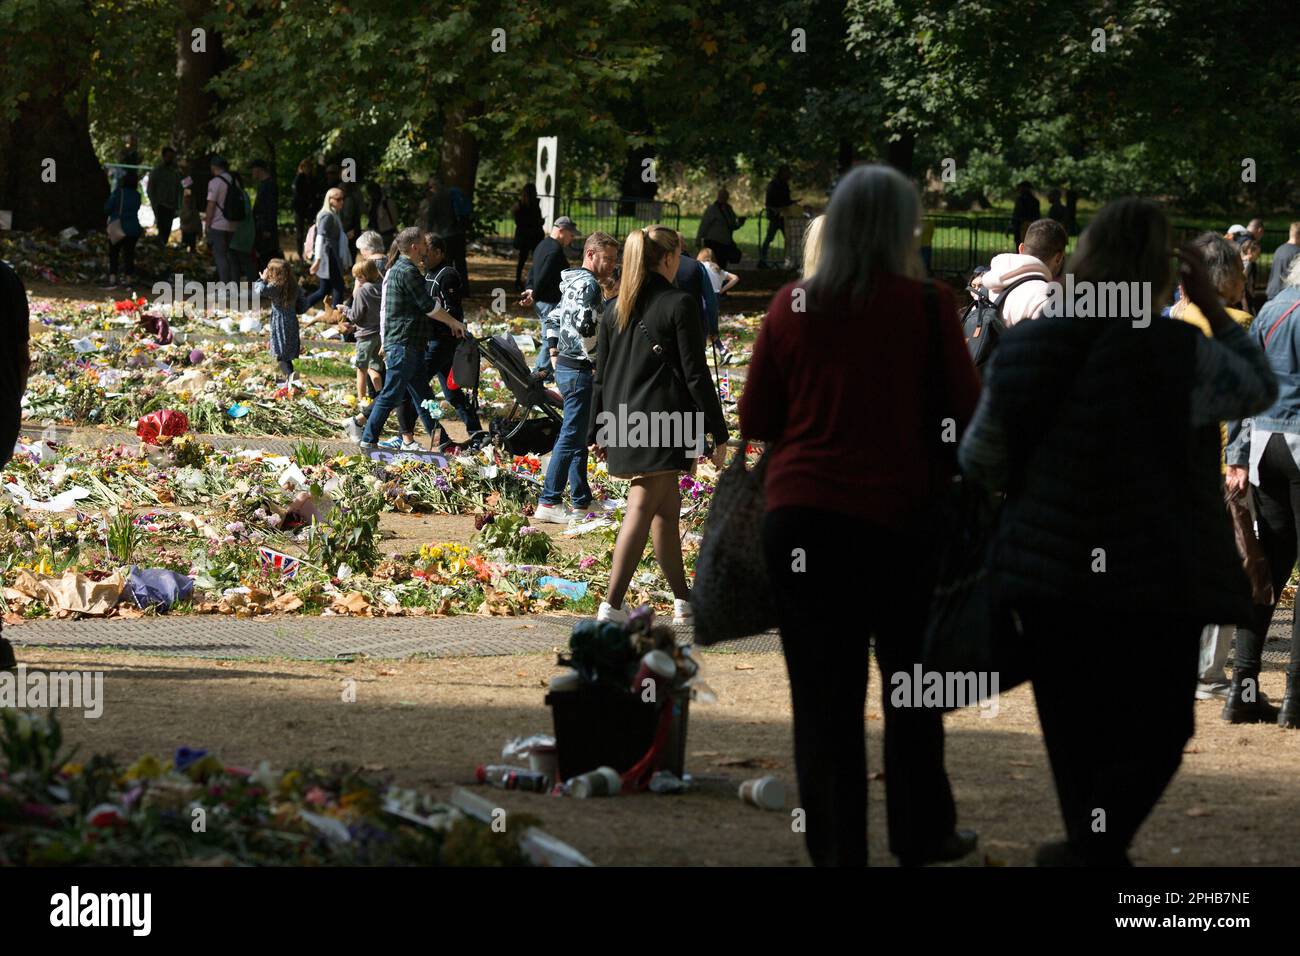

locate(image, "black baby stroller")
(453, 332), (563, 456)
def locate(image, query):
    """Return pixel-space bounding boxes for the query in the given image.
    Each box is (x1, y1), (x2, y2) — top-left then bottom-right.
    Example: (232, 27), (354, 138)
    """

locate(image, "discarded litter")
(126, 566), (195, 612)
(568, 766), (621, 798)
(476, 764), (551, 792)
(739, 775), (786, 811)
(538, 575), (587, 601)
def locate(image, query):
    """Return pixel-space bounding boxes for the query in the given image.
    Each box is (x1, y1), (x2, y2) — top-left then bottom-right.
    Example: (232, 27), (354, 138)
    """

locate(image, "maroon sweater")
(739, 274), (979, 529)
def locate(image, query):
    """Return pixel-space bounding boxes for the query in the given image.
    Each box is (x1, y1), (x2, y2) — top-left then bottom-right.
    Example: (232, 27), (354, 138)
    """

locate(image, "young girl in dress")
(253, 259), (307, 381)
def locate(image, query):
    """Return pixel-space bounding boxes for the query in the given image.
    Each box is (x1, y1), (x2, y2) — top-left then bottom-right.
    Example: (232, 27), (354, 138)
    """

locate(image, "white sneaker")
(533, 503), (572, 524)
(597, 601), (628, 624)
(400, 440), (424, 452)
(672, 599), (693, 625)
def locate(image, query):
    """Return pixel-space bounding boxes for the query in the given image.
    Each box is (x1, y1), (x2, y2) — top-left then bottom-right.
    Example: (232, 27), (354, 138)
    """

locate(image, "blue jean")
(396, 335), (483, 438)
(208, 228), (237, 283)
(541, 365), (594, 507)
(362, 341), (438, 442)
(533, 302), (557, 374)
(304, 249), (346, 308)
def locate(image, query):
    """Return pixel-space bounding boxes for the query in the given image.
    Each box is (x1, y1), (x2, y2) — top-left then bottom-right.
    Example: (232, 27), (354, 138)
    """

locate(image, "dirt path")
(16, 646), (1298, 866)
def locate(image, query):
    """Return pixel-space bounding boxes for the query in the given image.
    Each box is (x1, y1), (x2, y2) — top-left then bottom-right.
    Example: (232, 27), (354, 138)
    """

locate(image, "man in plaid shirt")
(361, 228), (466, 450)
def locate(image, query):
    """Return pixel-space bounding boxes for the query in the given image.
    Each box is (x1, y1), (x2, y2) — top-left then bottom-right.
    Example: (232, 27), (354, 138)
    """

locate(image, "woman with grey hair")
(1224, 251), (1300, 730)
(960, 199), (1277, 865)
(740, 164), (981, 867)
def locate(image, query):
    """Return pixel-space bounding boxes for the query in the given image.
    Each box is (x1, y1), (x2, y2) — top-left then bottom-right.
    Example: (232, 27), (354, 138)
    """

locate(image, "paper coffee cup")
(739, 776), (785, 810)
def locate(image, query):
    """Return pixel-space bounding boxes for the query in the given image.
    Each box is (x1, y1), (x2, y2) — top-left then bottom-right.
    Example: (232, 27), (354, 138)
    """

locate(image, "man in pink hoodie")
(981, 219), (1069, 326)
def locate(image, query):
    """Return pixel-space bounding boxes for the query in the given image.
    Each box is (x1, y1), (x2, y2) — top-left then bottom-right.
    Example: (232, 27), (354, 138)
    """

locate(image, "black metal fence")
(472, 192), (680, 245)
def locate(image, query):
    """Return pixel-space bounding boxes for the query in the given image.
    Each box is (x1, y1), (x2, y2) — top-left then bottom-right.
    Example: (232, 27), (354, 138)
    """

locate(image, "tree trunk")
(885, 131), (915, 175)
(838, 137), (855, 173)
(174, 0), (223, 199)
(618, 146), (658, 216)
(0, 87), (105, 232)
(439, 101), (483, 199)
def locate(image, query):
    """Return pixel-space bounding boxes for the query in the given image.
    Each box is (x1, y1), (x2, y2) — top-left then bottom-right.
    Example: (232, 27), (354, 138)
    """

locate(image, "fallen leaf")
(716, 756), (782, 770)
(734, 663), (755, 671)
(1184, 806), (1212, 817)
(272, 594), (304, 613)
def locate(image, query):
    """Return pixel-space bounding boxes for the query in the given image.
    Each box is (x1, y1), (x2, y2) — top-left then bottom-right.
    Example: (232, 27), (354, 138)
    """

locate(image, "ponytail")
(616, 224), (680, 331)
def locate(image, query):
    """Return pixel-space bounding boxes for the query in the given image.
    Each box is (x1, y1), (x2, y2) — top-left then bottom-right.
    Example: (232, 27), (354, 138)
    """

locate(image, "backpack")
(215, 173), (247, 222)
(962, 275), (1042, 370)
(302, 223), (317, 261)
(427, 265), (462, 320)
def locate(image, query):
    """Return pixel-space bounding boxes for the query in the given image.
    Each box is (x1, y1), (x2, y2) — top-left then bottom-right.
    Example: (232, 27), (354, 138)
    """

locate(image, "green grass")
(295, 357), (354, 379)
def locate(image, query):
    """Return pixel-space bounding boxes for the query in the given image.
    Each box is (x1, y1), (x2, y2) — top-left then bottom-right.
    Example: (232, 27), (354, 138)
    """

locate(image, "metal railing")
(471, 192), (680, 244)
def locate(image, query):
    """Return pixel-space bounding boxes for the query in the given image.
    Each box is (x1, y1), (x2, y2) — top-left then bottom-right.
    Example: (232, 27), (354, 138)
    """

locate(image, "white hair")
(805, 165), (922, 308)
(1286, 251), (1300, 288)
(357, 230), (385, 255)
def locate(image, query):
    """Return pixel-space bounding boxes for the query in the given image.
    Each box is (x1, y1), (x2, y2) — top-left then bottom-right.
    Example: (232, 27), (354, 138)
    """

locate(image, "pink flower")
(304, 786), (329, 807)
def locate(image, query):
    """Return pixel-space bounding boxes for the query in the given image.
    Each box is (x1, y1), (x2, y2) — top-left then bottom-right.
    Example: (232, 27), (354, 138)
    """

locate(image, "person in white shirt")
(695, 246), (738, 295)
(981, 218), (1068, 326)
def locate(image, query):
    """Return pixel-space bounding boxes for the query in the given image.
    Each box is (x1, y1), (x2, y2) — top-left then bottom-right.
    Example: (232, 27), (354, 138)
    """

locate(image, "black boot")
(0, 636), (16, 672)
(1222, 667), (1279, 724)
(899, 829), (978, 867)
(1279, 670), (1300, 729)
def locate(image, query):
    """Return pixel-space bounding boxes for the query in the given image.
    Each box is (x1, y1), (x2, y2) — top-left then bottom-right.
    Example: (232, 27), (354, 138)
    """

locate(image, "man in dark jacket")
(249, 160), (282, 267)
(519, 217), (578, 378)
(1266, 222), (1300, 301)
(759, 166), (798, 268)
(1010, 181), (1041, 245)
(146, 147), (183, 246)
(0, 260), (30, 670)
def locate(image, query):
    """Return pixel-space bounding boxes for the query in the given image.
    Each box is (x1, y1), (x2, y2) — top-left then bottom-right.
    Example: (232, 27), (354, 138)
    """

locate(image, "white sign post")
(536, 137), (558, 230)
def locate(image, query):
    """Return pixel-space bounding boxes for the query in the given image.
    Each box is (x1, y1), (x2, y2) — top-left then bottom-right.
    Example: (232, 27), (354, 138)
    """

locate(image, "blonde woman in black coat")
(589, 225), (728, 625)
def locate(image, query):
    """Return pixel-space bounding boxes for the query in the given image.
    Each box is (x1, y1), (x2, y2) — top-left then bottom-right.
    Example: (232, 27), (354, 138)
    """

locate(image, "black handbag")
(688, 446), (775, 645)
(919, 283), (1028, 697)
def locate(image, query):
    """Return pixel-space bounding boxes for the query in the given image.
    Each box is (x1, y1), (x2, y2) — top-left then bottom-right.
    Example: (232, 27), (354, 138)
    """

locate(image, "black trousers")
(1021, 603), (1198, 865)
(760, 213), (785, 260)
(702, 239), (740, 270)
(108, 235), (138, 277)
(1236, 432), (1300, 672)
(153, 206), (175, 244)
(763, 505), (956, 866)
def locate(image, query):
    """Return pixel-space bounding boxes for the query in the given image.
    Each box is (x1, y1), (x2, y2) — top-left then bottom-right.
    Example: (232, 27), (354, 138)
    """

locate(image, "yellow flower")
(125, 754), (165, 781)
(278, 769), (302, 795)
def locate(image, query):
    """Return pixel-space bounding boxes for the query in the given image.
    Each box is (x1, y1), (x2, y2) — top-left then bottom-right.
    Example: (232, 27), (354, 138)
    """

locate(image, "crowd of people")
(737, 165), (1300, 867)
(83, 141), (1300, 868)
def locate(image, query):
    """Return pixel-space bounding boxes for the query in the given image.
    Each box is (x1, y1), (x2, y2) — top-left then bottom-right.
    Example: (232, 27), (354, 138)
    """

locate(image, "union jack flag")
(258, 546), (301, 579)
(718, 369), (731, 402)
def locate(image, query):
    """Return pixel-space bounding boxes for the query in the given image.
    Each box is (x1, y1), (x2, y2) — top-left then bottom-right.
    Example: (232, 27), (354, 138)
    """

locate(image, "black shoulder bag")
(920, 282), (1029, 698)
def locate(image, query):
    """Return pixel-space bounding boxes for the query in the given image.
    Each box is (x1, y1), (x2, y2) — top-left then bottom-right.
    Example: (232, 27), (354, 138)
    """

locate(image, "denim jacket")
(1226, 285), (1300, 466)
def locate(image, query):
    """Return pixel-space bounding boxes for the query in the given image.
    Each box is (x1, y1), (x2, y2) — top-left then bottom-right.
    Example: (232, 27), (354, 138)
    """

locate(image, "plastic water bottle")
(476, 764), (551, 792)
